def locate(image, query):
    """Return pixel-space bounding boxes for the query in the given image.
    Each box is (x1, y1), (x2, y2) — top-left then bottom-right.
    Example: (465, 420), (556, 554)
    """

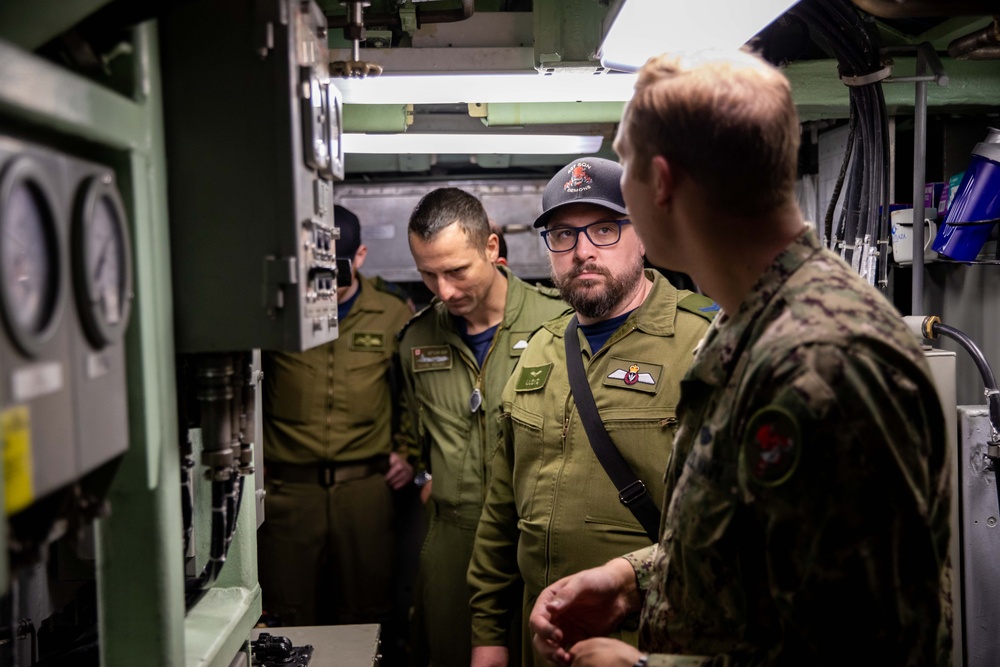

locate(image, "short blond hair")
(620, 50), (800, 217)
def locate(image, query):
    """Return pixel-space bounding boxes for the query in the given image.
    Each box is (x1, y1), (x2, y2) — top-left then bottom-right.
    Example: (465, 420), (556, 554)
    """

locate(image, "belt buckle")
(319, 462), (336, 488)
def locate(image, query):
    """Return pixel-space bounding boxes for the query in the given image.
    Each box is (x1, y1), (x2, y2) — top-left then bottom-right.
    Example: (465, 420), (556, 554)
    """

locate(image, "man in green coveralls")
(468, 157), (714, 667)
(258, 205), (416, 630)
(529, 51), (951, 667)
(400, 187), (570, 667)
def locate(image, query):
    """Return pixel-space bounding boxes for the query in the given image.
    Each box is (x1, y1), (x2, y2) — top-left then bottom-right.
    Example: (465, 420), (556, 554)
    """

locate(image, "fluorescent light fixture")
(600, 0), (799, 72)
(343, 133), (603, 154)
(335, 73), (638, 105)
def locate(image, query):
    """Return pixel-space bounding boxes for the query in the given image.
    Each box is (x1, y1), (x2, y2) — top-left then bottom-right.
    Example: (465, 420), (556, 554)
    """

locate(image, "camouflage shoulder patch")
(351, 331), (386, 351)
(411, 345), (452, 372)
(677, 293), (720, 322)
(515, 364), (552, 391)
(602, 357), (662, 394)
(741, 406), (801, 487)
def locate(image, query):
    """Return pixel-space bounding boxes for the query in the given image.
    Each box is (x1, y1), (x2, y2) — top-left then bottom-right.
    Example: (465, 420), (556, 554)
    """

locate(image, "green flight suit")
(258, 273), (414, 627)
(400, 265), (569, 667)
(468, 271), (713, 667)
(623, 229), (951, 666)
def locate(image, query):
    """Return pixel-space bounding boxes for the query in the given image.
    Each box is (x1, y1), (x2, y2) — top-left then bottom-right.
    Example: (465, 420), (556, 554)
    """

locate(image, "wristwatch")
(414, 470), (433, 487)
(633, 654), (649, 667)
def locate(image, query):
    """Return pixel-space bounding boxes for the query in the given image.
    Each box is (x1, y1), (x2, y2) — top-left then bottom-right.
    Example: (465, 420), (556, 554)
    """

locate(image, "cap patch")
(742, 406), (801, 487)
(564, 161), (594, 193)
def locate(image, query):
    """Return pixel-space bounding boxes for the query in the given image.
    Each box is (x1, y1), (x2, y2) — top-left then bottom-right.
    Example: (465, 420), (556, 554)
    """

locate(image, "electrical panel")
(160, 0), (344, 353)
(0, 134), (132, 516)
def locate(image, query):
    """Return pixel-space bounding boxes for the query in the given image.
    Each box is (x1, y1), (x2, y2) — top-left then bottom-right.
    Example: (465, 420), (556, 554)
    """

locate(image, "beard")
(552, 254), (646, 320)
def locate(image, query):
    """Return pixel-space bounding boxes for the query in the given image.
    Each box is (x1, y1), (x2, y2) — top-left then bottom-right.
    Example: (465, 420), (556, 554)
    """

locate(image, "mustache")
(566, 263), (611, 280)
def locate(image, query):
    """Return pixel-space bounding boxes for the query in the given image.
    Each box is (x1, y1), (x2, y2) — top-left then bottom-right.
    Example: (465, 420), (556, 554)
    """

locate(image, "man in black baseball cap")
(532, 156), (628, 229)
(467, 157), (717, 667)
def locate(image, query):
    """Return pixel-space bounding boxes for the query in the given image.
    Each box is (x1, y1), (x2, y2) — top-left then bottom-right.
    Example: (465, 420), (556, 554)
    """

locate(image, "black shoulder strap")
(564, 315), (660, 543)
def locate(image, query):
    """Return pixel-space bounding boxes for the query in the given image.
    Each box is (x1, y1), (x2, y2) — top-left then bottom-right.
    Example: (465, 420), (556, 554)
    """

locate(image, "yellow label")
(2, 406), (34, 514)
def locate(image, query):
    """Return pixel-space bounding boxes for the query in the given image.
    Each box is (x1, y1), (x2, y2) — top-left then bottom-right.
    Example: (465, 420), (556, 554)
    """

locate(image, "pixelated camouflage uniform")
(469, 271), (714, 667)
(623, 228), (952, 666)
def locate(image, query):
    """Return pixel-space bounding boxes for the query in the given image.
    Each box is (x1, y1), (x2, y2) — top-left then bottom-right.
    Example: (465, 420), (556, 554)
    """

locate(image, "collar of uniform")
(348, 272), (388, 316)
(541, 270), (678, 338)
(686, 227), (820, 387)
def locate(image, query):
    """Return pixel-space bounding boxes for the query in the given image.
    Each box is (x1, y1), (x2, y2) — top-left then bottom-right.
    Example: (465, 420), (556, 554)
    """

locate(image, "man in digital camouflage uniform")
(400, 187), (570, 667)
(258, 204), (416, 630)
(529, 51), (951, 667)
(468, 157), (715, 667)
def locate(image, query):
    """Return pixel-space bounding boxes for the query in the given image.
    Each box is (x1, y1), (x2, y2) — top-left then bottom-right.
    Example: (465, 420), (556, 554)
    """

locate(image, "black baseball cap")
(532, 157), (627, 228)
(334, 205), (362, 259)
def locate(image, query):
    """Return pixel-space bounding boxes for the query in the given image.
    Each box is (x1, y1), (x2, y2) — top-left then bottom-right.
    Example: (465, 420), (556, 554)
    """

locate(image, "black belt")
(266, 456), (390, 488)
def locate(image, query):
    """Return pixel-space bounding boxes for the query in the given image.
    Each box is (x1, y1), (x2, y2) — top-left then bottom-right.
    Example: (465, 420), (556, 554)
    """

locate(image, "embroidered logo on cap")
(564, 161), (594, 193)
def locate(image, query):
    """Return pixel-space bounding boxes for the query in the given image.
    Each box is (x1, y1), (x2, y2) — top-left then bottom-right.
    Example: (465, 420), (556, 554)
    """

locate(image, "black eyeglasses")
(540, 219), (632, 253)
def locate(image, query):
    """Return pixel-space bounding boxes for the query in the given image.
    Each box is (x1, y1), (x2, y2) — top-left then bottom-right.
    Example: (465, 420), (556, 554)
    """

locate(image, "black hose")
(932, 323), (1000, 430)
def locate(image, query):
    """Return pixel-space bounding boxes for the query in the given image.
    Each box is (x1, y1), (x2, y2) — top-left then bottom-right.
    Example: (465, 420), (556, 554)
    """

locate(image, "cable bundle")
(790, 0), (891, 290)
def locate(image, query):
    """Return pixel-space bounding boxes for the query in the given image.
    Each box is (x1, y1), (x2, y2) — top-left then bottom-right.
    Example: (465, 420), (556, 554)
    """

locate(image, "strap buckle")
(619, 480), (647, 506)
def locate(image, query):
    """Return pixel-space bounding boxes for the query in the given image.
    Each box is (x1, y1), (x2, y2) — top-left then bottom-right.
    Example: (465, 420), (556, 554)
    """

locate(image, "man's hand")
(530, 559), (641, 666)
(419, 478), (433, 504)
(471, 645), (509, 667)
(568, 638), (640, 667)
(385, 452), (414, 490)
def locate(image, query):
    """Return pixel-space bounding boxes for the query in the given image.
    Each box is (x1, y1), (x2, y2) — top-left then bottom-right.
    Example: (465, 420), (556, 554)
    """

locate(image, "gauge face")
(0, 159), (62, 357)
(72, 175), (133, 348)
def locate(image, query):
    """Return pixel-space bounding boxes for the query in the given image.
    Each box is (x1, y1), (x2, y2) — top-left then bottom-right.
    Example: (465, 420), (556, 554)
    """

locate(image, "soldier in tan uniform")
(400, 188), (570, 667)
(468, 157), (714, 667)
(257, 205), (416, 631)
(529, 51), (951, 667)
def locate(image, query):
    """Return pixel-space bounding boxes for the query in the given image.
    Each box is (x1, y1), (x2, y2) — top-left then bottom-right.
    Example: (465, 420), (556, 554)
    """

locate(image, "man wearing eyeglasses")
(467, 157), (716, 667)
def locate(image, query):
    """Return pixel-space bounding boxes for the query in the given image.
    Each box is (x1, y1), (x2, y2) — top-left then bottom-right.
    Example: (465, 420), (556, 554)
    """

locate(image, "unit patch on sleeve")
(515, 364), (552, 392)
(411, 345), (452, 372)
(602, 356), (662, 394)
(741, 406), (801, 487)
(351, 332), (386, 351)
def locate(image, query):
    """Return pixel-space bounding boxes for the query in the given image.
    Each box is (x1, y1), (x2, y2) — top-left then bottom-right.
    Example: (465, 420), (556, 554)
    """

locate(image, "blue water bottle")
(932, 127), (1000, 261)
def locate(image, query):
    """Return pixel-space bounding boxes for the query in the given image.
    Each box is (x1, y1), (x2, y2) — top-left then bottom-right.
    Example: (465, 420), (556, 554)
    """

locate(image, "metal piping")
(329, 0), (474, 29)
(948, 17), (1000, 59)
(851, 0), (1000, 17)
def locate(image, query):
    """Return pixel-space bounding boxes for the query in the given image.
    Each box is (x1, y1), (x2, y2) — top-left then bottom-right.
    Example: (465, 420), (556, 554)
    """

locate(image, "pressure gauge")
(325, 81), (345, 181)
(71, 174), (133, 349)
(0, 156), (63, 357)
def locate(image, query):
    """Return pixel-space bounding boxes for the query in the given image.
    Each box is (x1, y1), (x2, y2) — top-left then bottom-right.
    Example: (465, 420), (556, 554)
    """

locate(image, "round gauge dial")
(0, 157), (63, 357)
(72, 175), (133, 348)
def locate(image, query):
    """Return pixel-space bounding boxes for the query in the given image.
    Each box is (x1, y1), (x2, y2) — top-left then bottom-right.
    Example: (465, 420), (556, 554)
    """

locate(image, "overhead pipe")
(851, 0), (1000, 18)
(948, 17), (1000, 60)
(328, 0), (474, 29)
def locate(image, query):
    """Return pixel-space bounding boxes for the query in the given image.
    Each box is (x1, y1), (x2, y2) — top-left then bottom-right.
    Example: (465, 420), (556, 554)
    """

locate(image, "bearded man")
(466, 157), (716, 667)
